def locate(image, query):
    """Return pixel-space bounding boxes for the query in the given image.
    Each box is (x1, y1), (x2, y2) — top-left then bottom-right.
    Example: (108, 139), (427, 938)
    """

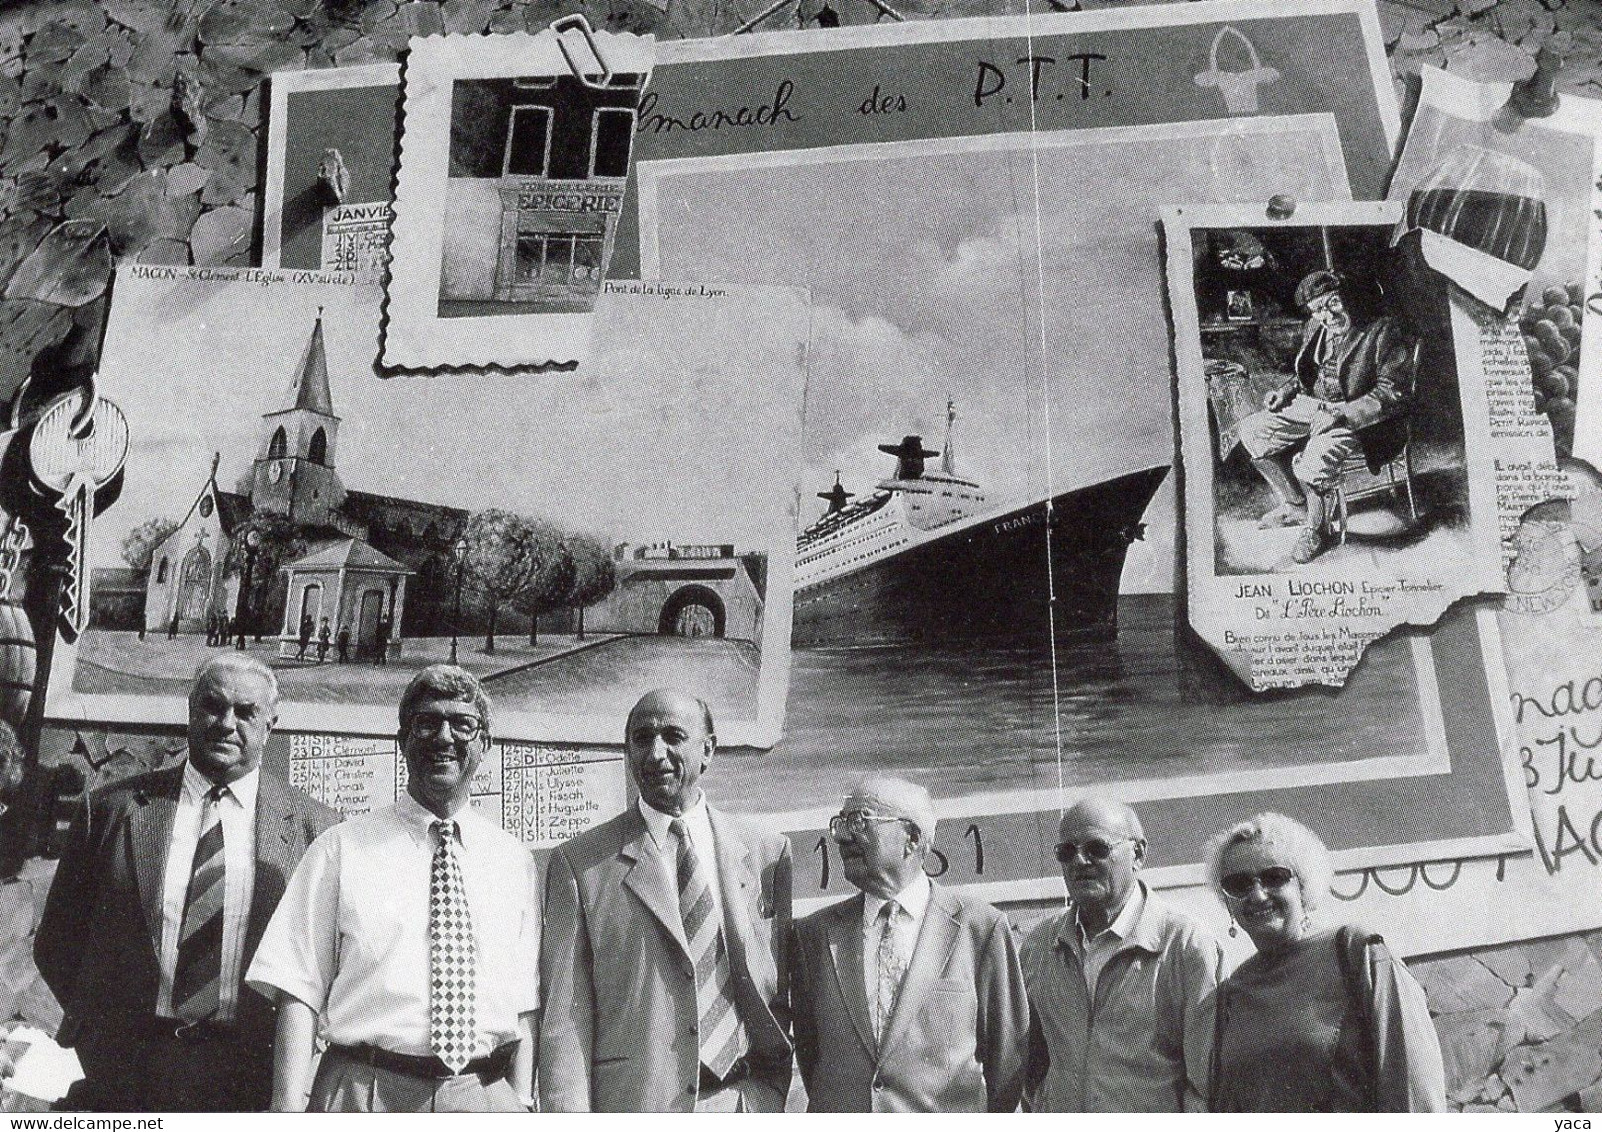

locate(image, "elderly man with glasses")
(790, 775), (1029, 1112)
(247, 665), (541, 1112)
(1019, 797), (1225, 1112)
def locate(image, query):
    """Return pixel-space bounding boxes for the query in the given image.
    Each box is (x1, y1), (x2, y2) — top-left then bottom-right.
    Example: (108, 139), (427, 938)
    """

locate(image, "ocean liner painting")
(793, 403), (1169, 647)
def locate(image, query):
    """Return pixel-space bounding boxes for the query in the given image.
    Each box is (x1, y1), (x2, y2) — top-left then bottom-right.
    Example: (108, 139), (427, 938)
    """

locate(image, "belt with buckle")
(699, 1057), (752, 1095)
(329, 1042), (516, 1082)
(146, 1016), (239, 1045)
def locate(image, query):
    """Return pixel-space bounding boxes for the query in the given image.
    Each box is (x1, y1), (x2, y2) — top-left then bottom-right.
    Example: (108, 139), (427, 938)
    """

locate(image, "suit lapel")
(127, 766), (183, 956)
(246, 775), (299, 959)
(881, 883), (960, 1057)
(620, 809), (691, 958)
(824, 896), (877, 1058)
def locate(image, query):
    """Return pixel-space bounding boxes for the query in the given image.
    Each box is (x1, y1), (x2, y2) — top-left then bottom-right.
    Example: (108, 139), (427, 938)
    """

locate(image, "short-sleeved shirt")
(246, 793), (540, 1058)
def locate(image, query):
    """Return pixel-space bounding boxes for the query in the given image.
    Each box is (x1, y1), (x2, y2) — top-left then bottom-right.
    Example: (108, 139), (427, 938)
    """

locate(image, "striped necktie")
(172, 784), (227, 1022)
(670, 818), (742, 1079)
(430, 819), (477, 1073)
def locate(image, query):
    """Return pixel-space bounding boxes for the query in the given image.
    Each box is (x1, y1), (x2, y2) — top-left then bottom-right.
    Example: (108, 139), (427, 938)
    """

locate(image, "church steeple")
(252, 308), (345, 524)
(290, 310), (336, 416)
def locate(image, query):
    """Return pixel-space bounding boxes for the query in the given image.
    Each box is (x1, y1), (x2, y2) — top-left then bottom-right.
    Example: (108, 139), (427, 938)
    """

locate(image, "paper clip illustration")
(1194, 26), (1280, 115)
(550, 14), (613, 91)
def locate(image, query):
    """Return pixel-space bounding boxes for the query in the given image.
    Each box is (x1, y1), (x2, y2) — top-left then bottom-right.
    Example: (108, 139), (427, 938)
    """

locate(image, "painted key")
(28, 389), (129, 642)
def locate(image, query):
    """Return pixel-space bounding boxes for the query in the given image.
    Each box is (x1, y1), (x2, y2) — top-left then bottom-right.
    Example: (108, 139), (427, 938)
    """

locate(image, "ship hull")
(793, 466), (1169, 648)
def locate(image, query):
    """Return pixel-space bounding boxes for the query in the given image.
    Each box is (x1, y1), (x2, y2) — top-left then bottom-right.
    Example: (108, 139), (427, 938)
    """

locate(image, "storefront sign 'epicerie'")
(517, 181), (625, 214)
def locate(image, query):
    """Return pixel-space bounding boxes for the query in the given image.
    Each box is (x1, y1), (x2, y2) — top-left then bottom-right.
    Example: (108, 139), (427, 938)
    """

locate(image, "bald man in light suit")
(790, 776), (1029, 1112)
(538, 689), (793, 1112)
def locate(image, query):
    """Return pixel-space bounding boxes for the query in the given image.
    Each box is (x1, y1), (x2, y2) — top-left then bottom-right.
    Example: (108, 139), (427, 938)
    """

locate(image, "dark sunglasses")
(1054, 837), (1131, 864)
(1220, 866), (1296, 899)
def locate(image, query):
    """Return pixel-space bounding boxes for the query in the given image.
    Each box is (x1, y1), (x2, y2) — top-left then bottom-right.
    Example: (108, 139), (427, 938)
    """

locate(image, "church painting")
(53, 269), (804, 747)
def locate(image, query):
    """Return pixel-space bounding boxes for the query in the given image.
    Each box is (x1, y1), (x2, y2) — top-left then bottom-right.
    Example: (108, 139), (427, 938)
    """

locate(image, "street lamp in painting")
(451, 534), (468, 665)
(235, 527), (262, 650)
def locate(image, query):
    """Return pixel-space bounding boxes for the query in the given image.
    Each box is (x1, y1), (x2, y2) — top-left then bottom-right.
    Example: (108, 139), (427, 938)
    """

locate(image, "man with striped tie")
(246, 665), (541, 1111)
(35, 654), (339, 1111)
(539, 688), (794, 1112)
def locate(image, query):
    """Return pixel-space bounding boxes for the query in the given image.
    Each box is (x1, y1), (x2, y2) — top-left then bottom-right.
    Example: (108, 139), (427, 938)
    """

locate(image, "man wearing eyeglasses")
(539, 688), (793, 1112)
(790, 775), (1029, 1112)
(246, 665), (541, 1112)
(35, 654), (339, 1111)
(1019, 797), (1225, 1112)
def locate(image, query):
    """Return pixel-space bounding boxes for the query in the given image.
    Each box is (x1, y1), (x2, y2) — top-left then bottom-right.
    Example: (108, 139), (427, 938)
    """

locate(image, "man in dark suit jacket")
(539, 688), (792, 1112)
(790, 775), (1029, 1112)
(35, 654), (338, 1111)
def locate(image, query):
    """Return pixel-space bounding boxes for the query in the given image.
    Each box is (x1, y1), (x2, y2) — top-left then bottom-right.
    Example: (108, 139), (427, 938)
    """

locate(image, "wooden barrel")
(0, 600), (36, 729)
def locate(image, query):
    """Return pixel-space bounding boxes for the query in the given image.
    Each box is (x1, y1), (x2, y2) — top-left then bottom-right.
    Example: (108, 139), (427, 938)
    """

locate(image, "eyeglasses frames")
(407, 711), (485, 741)
(1219, 866), (1296, 899)
(1054, 836), (1133, 864)
(829, 811), (907, 839)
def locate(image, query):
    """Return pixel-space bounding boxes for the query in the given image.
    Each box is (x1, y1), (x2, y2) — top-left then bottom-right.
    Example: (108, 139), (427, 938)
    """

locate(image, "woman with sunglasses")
(1204, 812), (1445, 1112)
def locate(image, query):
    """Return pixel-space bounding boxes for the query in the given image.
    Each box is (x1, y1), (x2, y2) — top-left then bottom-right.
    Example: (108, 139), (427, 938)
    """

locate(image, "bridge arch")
(658, 584), (726, 638)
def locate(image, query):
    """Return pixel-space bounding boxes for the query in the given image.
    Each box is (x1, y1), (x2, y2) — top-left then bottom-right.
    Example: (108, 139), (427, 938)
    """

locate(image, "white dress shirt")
(246, 792), (541, 1058)
(637, 795), (724, 926)
(861, 871), (932, 1034)
(156, 761), (258, 1022)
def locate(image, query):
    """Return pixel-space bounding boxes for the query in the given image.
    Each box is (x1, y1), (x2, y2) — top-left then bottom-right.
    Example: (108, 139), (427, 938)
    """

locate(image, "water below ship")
(718, 593), (1428, 814)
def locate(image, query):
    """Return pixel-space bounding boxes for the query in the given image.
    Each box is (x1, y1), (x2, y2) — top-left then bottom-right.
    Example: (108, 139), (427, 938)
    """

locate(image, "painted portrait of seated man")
(1236, 269), (1416, 564)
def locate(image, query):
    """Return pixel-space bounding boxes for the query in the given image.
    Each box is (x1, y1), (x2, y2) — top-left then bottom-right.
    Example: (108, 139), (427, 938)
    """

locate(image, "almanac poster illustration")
(53, 266), (808, 749)
(621, 2), (1527, 913)
(1164, 200), (1565, 693)
(382, 28), (654, 370)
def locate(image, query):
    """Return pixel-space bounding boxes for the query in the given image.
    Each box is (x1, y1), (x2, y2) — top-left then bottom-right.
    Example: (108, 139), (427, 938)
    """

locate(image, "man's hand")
(1262, 385), (1295, 411)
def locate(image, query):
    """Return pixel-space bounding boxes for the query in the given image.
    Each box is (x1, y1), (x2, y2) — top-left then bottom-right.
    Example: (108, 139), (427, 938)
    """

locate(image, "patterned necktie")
(871, 903), (909, 1043)
(172, 784), (227, 1021)
(874, 900), (905, 1041)
(670, 818), (742, 1079)
(429, 819), (476, 1073)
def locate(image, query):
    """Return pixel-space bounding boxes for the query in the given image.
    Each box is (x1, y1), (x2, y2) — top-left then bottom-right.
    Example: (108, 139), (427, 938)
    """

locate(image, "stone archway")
(657, 584), (726, 638)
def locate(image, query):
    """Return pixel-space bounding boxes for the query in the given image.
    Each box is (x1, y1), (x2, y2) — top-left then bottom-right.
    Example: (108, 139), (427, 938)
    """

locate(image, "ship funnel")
(818, 472), (854, 514)
(878, 435), (940, 481)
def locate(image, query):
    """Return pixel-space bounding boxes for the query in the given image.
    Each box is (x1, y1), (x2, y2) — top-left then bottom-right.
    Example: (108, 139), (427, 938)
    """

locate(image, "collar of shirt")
(395, 790), (482, 850)
(1063, 879), (1147, 956)
(637, 793), (712, 856)
(183, 759), (259, 814)
(863, 871), (932, 932)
